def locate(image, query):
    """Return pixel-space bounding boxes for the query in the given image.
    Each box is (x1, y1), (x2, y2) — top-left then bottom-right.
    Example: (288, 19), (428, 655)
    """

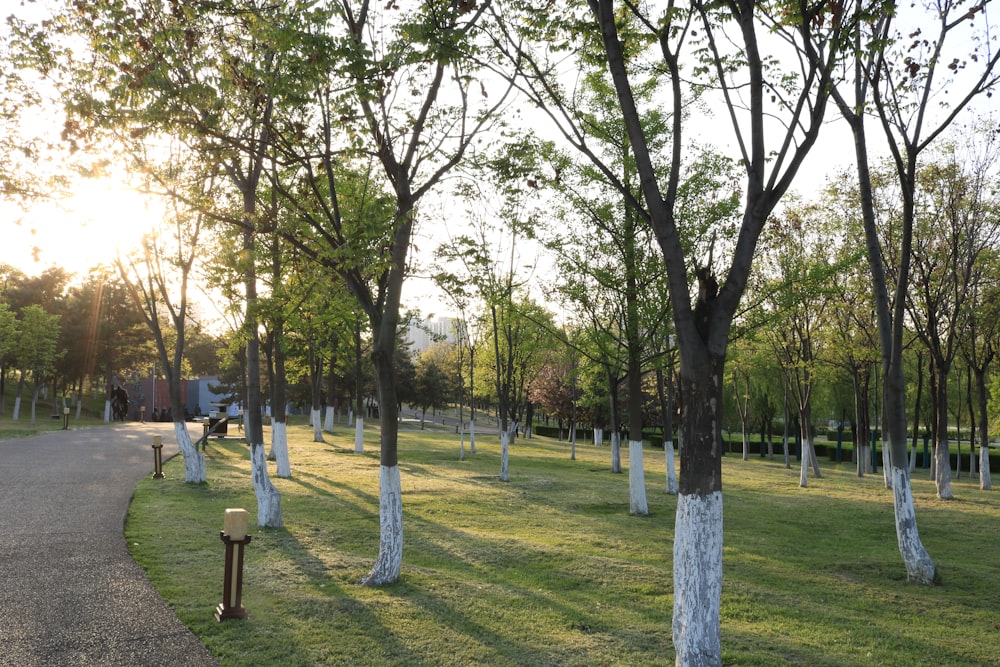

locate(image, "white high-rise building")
(405, 317), (458, 353)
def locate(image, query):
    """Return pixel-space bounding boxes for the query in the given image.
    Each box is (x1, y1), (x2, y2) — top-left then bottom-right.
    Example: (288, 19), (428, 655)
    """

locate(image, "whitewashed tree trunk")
(311, 408), (324, 443)
(909, 444), (917, 473)
(172, 421), (206, 483)
(570, 425), (576, 461)
(673, 491), (723, 667)
(628, 440), (648, 515)
(935, 439), (953, 499)
(360, 464), (403, 585)
(354, 417), (365, 453)
(459, 421), (465, 461)
(882, 442), (892, 489)
(271, 421), (290, 478)
(102, 398), (110, 423)
(665, 440), (678, 495)
(891, 466), (935, 583)
(12, 395), (22, 421)
(499, 428), (510, 482)
(980, 446), (992, 490)
(595, 427), (604, 447)
(611, 431), (621, 472)
(250, 443), (283, 527)
(741, 433), (749, 461)
(348, 409), (354, 426)
(469, 420), (476, 454)
(799, 438), (811, 488)
(324, 404), (335, 432)
(75, 400), (82, 420)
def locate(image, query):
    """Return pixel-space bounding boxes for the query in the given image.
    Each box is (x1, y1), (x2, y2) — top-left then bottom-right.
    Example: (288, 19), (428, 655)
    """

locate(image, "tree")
(758, 202), (846, 487)
(255, 0), (510, 584)
(11, 304), (61, 424)
(495, 0), (852, 660)
(115, 166), (209, 484)
(905, 153), (1000, 496)
(414, 344), (453, 429)
(818, 0), (999, 582)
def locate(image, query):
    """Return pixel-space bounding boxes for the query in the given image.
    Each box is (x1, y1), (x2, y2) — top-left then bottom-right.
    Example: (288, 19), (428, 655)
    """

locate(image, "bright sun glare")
(2, 177), (161, 279)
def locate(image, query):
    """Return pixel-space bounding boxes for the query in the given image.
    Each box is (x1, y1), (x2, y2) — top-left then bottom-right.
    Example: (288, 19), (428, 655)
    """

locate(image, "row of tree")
(3, 0), (999, 663)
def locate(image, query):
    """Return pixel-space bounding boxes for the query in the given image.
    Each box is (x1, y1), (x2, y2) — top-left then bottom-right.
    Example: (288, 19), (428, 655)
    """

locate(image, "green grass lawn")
(0, 395), (109, 440)
(126, 420), (1000, 667)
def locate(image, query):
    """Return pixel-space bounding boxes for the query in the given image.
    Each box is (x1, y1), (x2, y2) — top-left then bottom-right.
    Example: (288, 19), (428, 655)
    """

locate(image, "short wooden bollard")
(215, 508), (251, 622)
(62, 407), (70, 430)
(151, 436), (164, 479)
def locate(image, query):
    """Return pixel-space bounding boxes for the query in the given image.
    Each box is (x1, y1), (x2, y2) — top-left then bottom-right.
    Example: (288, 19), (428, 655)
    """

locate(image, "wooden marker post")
(215, 508), (251, 621)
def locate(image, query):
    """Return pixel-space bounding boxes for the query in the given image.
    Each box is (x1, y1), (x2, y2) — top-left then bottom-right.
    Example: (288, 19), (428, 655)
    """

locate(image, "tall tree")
(115, 164), (209, 484)
(818, 0), (999, 582)
(261, 0), (509, 584)
(495, 0), (851, 660)
(11, 304), (61, 424)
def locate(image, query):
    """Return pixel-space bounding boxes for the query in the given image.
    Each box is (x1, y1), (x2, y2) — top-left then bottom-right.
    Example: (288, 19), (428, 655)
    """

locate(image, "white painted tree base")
(251, 443), (283, 527)
(629, 440), (648, 515)
(12, 396), (21, 421)
(360, 464), (403, 586)
(891, 466), (935, 584)
(324, 405), (335, 432)
(271, 421), (291, 478)
(664, 441), (678, 495)
(799, 438), (811, 488)
(172, 421), (206, 483)
(469, 420), (476, 454)
(981, 447), (992, 490)
(103, 398), (110, 423)
(883, 444), (892, 489)
(673, 491), (723, 667)
(595, 427), (604, 447)
(500, 429), (510, 482)
(354, 417), (364, 453)
(311, 408), (325, 443)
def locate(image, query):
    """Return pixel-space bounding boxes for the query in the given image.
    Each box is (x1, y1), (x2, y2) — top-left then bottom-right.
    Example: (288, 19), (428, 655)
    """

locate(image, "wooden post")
(216, 509), (251, 621)
(151, 436), (164, 479)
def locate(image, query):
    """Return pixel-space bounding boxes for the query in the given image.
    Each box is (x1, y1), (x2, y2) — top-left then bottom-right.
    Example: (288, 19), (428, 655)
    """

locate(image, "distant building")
(405, 317), (458, 353)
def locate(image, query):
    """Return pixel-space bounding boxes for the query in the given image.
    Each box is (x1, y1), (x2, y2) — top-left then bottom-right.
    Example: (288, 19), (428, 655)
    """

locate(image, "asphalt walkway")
(0, 422), (218, 666)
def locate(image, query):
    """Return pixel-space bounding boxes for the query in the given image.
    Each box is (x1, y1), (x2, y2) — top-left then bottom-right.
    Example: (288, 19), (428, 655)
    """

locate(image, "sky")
(1, 177), (161, 279)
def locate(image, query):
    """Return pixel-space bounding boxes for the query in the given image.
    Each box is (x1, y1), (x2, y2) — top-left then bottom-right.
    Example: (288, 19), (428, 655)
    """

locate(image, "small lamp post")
(151, 435), (164, 479)
(62, 406), (70, 430)
(216, 508), (251, 621)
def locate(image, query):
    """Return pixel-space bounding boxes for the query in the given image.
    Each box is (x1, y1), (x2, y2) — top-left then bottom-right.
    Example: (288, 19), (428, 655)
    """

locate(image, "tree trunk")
(324, 342), (337, 433)
(657, 367), (678, 495)
(359, 464), (403, 586)
(244, 204), (282, 528)
(499, 425), (511, 482)
(932, 363), (953, 499)
(354, 417), (365, 453)
(608, 369), (622, 473)
(31, 384), (39, 425)
(975, 368), (991, 491)
(672, 353), (725, 666)
(628, 440), (648, 514)
(172, 421), (206, 483)
(270, 320), (291, 477)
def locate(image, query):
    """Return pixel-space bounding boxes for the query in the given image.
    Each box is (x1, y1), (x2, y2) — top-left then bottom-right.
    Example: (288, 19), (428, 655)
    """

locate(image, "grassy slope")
(126, 420), (1000, 667)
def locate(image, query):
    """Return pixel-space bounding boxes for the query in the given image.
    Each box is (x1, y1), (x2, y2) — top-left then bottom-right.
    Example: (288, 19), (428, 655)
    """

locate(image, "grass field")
(125, 419), (1000, 666)
(0, 395), (109, 440)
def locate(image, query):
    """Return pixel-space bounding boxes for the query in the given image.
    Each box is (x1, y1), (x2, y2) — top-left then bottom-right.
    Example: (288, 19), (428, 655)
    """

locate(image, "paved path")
(0, 422), (218, 666)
